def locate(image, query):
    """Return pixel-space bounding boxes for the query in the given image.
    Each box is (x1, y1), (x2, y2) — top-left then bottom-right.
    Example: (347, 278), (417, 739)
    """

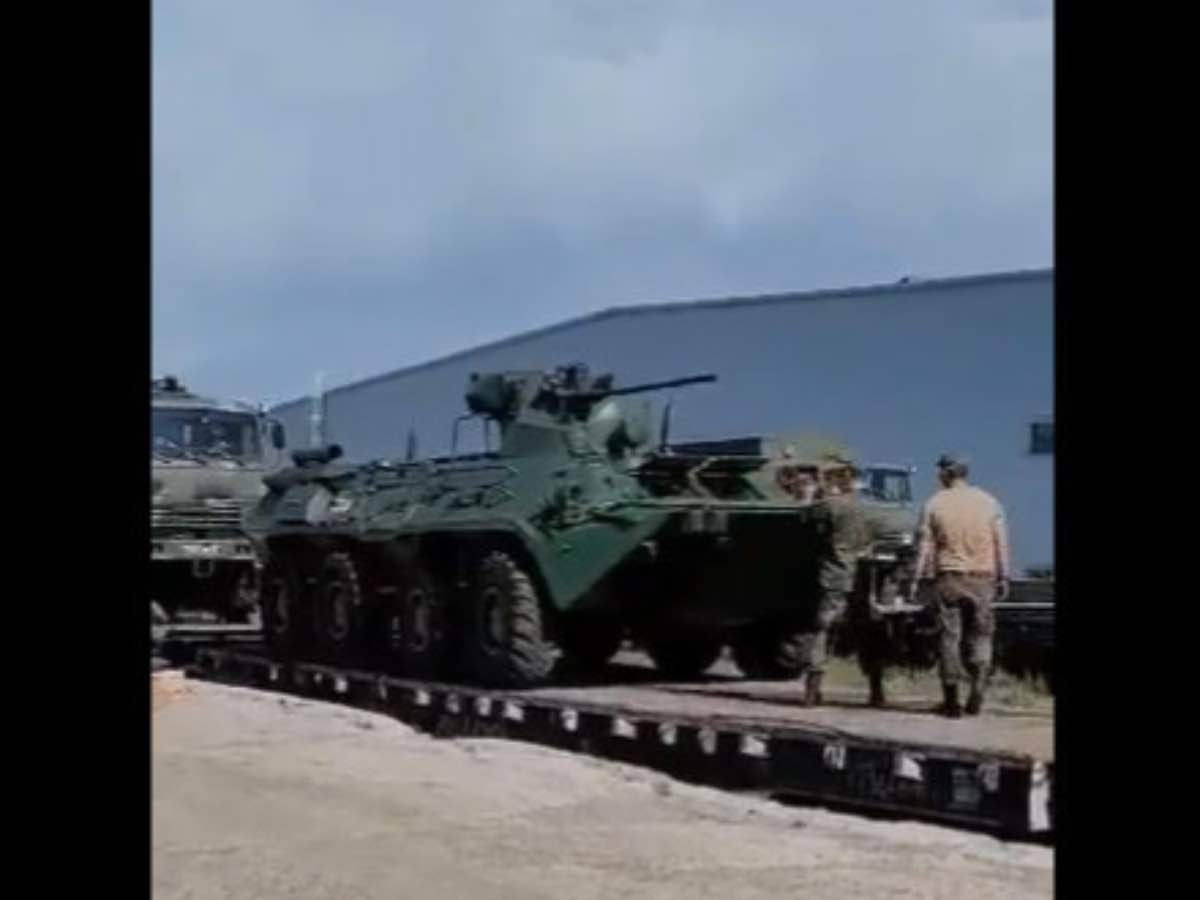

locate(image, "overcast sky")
(152, 0), (1052, 406)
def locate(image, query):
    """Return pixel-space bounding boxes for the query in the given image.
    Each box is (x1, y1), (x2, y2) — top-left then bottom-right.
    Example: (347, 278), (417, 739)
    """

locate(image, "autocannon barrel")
(586, 373), (717, 398)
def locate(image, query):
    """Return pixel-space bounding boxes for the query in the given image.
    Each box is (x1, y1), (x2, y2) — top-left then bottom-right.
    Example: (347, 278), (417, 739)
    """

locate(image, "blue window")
(1030, 421), (1054, 454)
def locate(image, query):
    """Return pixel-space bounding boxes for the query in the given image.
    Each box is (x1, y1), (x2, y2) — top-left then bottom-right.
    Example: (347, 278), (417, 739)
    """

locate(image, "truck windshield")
(859, 468), (912, 504)
(153, 408), (261, 460)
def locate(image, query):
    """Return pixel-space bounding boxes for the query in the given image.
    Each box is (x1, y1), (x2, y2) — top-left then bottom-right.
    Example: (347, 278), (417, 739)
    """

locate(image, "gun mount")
(462, 363), (715, 458)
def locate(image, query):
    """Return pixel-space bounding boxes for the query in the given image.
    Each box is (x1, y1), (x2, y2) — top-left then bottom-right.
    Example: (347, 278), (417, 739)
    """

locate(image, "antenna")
(659, 401), (673, 452)
(405, 428), (418, 462)
(309, 372), (326, 448)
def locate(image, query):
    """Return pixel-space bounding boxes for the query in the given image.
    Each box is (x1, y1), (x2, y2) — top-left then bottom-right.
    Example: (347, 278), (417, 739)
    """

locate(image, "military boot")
(936, 683), (962, 718)
(965, 682), (985, 716)
(804, 671), (824, 707)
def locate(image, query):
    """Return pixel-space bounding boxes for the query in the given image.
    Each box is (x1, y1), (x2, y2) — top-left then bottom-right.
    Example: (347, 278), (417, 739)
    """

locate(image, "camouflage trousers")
(933, 573), (996, 690)
(798, 590), (847, 675)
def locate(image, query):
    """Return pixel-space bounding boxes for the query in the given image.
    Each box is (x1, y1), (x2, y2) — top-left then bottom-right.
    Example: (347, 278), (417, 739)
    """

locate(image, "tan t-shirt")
(916, 484), (1010, 579)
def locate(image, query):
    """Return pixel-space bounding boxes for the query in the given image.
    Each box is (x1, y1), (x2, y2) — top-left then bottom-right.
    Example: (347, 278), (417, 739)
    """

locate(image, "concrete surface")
(153, 676), (1052, 900)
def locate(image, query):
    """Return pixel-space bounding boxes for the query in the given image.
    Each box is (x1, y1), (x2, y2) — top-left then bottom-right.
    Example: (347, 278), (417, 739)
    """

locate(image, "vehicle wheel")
(557, 617), (624, 675)
(382, 564), (450, 679)
(260, 557), (311, 657)
(464, 551), (556, 688)
(644, 634), (724, 680)
(731, 625), (806, 680)
(312, 552), (369, 664)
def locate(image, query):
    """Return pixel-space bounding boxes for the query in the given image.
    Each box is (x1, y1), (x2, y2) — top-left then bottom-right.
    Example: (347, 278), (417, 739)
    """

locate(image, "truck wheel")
(383, 564), (450, 679)
(645, 635), (723, 680)
(312, 552), (369, 664)
(464, 551), (556, 688)
(731, 625), (806, 680)
(557, 617), (624, 675)
(260, 558), (311, 657)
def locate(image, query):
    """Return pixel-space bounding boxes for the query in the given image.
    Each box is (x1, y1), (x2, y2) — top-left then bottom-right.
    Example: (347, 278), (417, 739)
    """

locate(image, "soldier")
(910, 454), (1011, 718)
(798, 454), (874, 706)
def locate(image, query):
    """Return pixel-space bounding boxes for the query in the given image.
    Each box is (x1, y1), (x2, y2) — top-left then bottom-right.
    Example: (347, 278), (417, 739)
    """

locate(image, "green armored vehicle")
(152, 376), (287, 625)
(245, 363), (836, 688)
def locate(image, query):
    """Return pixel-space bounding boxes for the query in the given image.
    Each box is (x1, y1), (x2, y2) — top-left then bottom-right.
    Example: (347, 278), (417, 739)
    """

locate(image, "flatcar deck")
(187, 646), (1053, 839)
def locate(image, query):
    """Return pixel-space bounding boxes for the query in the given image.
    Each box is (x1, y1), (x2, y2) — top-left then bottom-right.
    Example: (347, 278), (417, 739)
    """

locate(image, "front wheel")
(462, 551), (556, 688)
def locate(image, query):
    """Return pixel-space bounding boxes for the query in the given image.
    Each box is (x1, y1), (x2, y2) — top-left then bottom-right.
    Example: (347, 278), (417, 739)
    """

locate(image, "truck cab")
(151, 376), (286, 623)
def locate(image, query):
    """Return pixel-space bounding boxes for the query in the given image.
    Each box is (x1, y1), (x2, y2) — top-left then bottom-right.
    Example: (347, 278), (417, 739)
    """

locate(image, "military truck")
(152, 376), (287, 625)
(244, 363), (840, 688)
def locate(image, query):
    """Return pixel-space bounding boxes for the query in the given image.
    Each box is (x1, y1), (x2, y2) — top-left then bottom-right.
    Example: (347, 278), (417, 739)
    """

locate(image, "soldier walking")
(799, 454), (873, 706)
(910, 454), (1011, 718)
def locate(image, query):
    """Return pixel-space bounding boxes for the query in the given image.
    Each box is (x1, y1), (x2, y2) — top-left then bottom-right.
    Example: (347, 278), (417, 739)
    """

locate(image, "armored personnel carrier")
(244, 363), (834, 688)
(152, 376), (287, 625)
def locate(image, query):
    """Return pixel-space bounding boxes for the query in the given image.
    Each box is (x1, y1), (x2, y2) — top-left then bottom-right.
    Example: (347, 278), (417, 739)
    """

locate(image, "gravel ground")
(152, 675), (1053, 900)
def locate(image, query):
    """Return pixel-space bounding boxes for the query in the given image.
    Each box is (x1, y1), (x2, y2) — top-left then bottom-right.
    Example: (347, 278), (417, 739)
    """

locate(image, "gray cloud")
(153, 0), (1052, 404)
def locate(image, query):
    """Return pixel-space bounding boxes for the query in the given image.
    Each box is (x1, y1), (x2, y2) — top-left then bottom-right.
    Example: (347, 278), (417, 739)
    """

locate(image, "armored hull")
(245, 365), (832, 688)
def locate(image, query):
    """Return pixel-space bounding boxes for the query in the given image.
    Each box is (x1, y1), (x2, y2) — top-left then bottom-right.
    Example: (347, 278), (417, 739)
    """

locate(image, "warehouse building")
(271, 269), (1054, 572)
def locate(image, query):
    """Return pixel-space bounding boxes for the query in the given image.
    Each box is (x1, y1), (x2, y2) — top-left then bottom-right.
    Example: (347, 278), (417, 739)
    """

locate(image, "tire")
(381, 563), (450, 679)
(731, 624), (806, 680)
(311, 551), (369, 664)
(463, 551), (556, 688)
(644, 634), (724, 680)
(260, 557), (311, 657)
(557, 617), (624, 675)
